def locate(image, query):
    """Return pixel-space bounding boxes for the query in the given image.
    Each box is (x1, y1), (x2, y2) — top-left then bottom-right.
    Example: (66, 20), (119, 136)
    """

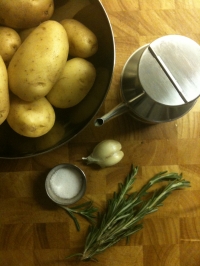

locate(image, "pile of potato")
(0, 0), (98, 137)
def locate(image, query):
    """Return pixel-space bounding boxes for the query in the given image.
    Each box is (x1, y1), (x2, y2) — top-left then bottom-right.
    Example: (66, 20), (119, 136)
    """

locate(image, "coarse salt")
(49, 167), (83, 199)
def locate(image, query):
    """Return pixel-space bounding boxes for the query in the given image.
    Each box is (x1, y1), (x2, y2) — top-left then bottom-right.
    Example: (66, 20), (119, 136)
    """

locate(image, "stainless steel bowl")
(0, 0), (115, 158)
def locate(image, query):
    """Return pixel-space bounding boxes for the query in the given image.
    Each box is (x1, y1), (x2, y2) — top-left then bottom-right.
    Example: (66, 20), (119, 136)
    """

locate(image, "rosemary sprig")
(67, 165), (190, 261)
(61, 201), (98, 231)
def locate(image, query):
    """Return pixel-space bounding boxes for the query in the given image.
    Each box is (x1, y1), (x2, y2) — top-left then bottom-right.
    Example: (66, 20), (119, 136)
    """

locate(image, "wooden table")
(0, 0), (200, 265)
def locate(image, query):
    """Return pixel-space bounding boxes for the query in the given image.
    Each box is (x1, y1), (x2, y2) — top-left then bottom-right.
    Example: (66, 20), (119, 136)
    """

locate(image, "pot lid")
(138, 35), (200, 106)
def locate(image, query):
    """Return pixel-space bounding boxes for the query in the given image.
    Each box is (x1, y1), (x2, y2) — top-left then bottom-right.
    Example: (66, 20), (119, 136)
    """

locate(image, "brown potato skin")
(0, 56), (9, 125)
(0, 0), (54, 29)
(7, 94), (55, 138)
(0, 26), (21, 63)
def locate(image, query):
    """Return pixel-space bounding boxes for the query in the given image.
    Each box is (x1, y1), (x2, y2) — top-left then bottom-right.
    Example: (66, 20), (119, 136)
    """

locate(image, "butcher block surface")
(0, 0), (200, 265)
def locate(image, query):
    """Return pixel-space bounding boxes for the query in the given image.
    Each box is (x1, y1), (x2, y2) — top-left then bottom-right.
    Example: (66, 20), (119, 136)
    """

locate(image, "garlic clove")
(82, 139), (124, 168)
(82, 155), (100, 165)
(91, 140), (122, 158)
(98, 150), (124, 168)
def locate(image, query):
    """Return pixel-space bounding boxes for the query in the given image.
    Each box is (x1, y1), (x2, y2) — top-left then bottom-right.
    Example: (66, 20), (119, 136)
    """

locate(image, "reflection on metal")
(95, 35), (200, 126)
(0, 0), (115, 158)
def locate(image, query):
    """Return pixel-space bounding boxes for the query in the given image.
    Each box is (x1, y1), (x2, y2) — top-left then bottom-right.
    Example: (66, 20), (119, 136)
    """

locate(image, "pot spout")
(94, 102), (128, 126)
(95, 92), (145, 126)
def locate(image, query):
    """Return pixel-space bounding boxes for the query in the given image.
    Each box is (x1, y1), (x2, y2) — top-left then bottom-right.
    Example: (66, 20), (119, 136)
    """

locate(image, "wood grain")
(0, 0), (200, 265)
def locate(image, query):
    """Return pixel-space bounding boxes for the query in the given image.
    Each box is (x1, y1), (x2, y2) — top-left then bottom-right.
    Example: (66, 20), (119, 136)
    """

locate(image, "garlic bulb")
(82, 139), (124, 168)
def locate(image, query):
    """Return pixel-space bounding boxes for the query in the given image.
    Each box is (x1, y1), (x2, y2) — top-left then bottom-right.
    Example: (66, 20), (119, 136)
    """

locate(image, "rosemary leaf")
(65, 209), (80, 231)
(62, 201), (98, 231)
(66, 165), (190, 261)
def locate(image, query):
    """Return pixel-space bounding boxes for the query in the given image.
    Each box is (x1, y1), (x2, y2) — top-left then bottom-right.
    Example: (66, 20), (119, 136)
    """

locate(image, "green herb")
(67, 165), (190, 261)
(62, 201), (98, 231)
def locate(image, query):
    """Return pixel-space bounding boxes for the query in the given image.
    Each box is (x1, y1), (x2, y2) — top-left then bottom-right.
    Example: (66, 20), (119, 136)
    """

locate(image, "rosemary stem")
(66, 165), (190, 262)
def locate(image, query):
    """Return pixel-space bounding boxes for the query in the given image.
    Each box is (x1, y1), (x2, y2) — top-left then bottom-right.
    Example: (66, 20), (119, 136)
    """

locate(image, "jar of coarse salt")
(45, 164), (86, 205)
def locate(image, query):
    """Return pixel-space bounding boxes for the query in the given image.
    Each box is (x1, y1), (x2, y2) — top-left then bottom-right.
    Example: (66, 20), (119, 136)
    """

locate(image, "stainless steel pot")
(95, 35), (200, 125)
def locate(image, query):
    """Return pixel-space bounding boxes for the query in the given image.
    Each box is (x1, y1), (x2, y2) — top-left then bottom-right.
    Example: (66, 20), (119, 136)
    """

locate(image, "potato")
(8, 20), (69, 102)
(7, 94), (55, 138)
(0, 0), (54, 29)
(47, 58), (96, 108)
(0, 56), (9, 125)
(60, 19), (98, 58)
(35, 121), (65, 150)
(69, 67), (110, 124)
(19, 27), (35, 43)
(0, 26), (21, 63)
